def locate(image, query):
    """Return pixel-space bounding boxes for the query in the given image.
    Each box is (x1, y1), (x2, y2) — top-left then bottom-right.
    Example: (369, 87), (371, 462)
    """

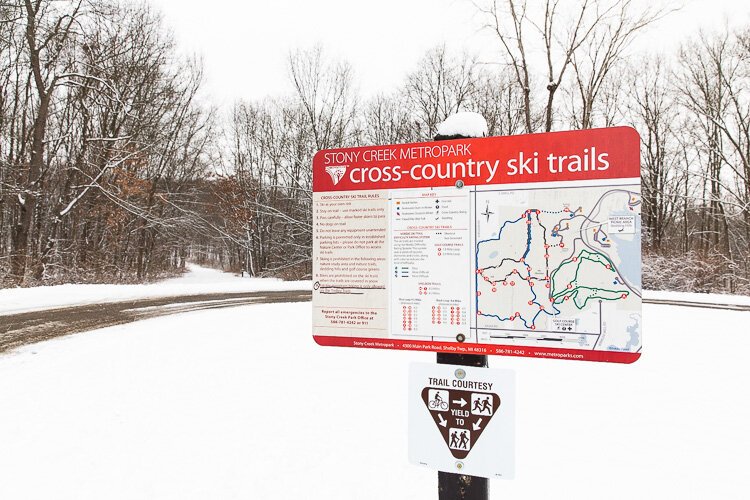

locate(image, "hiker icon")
(428, 389), (449, 411)
(449, 428), (471, 451)
(471, 393), (494, 416)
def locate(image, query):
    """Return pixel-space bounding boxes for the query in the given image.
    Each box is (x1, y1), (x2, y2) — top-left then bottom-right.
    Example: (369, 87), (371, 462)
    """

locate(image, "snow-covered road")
(1, 299), (748, 499)
(0, 289), (310, 353)
(0, 265), (312, 353)
(0, 264), (311, 317)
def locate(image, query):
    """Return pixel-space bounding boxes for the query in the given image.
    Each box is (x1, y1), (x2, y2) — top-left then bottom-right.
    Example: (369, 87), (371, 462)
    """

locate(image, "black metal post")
(438, 470), (489, 500)
(434, 130), (490, 500)
(436, 353), (487, 367)
(437, 352), (488, 500)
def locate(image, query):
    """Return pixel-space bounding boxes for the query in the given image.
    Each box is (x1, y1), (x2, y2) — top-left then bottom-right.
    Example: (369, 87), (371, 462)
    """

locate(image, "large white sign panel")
(408, 363), (515, 479)
(313, 128), (642, 363)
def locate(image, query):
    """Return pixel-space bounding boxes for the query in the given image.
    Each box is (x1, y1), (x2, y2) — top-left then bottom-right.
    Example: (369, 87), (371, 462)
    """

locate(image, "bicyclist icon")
(427, 389), (449, 411)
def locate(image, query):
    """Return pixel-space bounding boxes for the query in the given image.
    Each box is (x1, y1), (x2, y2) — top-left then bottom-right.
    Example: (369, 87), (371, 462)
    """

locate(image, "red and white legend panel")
(402, 305), (417, 332)
(431, 304), (466, 326)
(390, 188), (471, 340)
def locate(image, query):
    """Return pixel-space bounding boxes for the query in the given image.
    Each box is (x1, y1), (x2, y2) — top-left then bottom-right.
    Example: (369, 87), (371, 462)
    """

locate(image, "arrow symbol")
(472, 418), (483, 431)
(452, 398), (467, 408)
(438, 414), (448, 427)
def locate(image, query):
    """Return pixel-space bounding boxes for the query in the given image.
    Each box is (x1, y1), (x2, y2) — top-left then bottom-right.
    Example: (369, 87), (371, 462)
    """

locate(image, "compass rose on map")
(480, 203), (494, 222)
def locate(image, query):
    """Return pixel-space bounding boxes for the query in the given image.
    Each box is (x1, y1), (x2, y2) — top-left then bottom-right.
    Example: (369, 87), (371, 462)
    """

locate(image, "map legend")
(390, 187), (472, 340)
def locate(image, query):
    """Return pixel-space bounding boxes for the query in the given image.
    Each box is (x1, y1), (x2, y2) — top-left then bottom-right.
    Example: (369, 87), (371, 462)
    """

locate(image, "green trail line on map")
(549, 249), (629, 310)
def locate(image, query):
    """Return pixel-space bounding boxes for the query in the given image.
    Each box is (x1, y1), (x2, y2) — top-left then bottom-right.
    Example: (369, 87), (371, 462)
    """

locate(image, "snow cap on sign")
(435, 112), (488, 140)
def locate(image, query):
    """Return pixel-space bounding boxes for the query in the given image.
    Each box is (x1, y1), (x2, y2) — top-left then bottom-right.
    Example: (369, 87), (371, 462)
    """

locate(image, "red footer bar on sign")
(312, 335), (640, 364)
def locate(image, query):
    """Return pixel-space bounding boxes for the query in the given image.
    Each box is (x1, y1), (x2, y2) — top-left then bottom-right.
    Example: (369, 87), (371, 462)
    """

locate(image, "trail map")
(474, 184), (641, 354)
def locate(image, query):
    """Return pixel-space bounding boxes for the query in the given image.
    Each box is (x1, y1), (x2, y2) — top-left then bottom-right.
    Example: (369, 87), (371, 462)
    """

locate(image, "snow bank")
(644, 289), (750, 306)
(1, 301), (748, 499)
(436, 112), (488, 138)
(0, 264), (311, 316)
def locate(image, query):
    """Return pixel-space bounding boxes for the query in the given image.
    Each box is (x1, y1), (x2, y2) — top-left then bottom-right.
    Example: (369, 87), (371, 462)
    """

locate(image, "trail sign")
(312, 127), (642, 363)
(409, 362), (515, 478)
(421, 388), (500, 460)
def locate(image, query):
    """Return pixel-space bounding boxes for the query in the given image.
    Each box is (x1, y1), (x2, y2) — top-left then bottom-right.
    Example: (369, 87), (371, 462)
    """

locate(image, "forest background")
(1, 0), (749, 295)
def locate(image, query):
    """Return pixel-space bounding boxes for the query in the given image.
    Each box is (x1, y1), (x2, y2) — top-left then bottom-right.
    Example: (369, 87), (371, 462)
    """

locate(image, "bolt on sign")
(409, 363), (515, 478)
(312, 127), (642, 363)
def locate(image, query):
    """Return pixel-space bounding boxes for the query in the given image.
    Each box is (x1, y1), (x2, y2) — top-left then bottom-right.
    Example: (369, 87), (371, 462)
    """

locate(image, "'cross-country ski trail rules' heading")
(312, 127), (642, 364)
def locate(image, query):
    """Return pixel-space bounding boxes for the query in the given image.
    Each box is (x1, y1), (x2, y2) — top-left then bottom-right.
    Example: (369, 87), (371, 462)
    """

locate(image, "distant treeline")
(2, 0), (750, 295)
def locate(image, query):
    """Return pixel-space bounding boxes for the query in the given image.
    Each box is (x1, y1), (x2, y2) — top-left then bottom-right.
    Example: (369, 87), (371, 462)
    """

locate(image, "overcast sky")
(149, 0), (750, 108)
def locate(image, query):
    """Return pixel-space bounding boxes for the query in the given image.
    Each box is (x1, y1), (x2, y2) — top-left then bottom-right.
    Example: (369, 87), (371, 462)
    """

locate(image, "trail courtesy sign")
(312, 127), (642, 363)
(420, 388), (500, 460)
(409, 363), (515, 478)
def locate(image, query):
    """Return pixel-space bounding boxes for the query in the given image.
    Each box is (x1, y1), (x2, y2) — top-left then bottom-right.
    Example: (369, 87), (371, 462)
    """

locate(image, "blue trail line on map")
(476, 210), (562, 329)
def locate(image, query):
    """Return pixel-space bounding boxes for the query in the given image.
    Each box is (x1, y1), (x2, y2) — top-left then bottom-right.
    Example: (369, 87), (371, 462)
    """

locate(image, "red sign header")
(314, 127), (639, 192)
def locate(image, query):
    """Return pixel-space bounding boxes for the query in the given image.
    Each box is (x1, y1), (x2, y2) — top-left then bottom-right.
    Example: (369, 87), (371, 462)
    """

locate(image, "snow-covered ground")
(0, 264), (311, 316)
(642, 288), (750, 306)
(1, 300), (749, 499)
(1, 261), (747, 318)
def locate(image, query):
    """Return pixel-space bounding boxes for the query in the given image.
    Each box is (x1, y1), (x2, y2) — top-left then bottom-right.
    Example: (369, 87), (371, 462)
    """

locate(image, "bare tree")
(362, 93), (421, 145)
(403, 45), (478, 138)
(628, 57), (683, 251)
(569, 0), (671, 129)
(468, 66), (527, 136)
(474, 0), (670, 132)
(678, 32), (734, 259)
(288, 45), (358, 152)
(8, 0), (84, 283)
